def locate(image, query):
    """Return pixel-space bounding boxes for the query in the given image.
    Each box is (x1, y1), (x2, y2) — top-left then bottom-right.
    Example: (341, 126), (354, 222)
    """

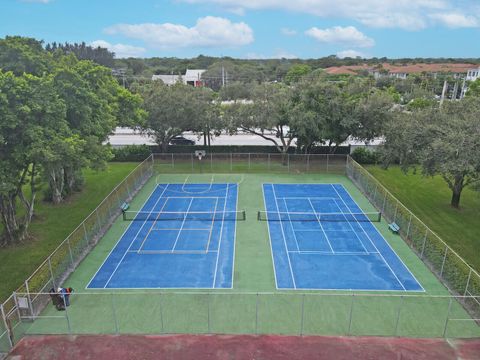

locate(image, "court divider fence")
(1, 153), (480, 353)
(0, 155), (154, 352)
(346, 157), (480, 322)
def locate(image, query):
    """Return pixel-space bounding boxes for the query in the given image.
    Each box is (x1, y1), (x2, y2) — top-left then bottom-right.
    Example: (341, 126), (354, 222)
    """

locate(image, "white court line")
(307, 198), (335, 254)
(132, 249), (218, 254)
(289, 250), (378, 256)
(212, 184), (229, 288)
(152, 228), (211, 231)
(279, 197), (337, 200)
(103, 184), (169, 288)
(204, 197), (219, 253)
(85, 183), (165, 289)
(171, 198), (194, 252)
(330, 198), (369, 254)
(230, 183), (239, 289)
(331, 185), (406, 291)
(137, 197), (171, 253)
(283, 198), (300, 251)
(262, 184), (280, 290)
(335, 184), (424, 292)
(272, 184), (297, 289)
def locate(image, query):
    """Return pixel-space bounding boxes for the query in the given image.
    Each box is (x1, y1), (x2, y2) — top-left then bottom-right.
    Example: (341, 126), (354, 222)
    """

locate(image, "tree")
(466, 79), (480, 97)
(382, 98), (480, 208)
(293, 76), (392, 153)
(136, 82), (212, 151)
(225, 83), (299, 157)
(0, 36), (52, 76)
(0, 71), (66, 245)
(46, 41), (115, 67)
(284, 64), (311, 84)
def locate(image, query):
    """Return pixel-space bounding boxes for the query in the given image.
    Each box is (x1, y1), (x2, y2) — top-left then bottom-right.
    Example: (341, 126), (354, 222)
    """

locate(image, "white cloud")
(105, 16), (254, 49)
(90, 40), (146, 58)
(281, 27), (297, 36)
(429, 13), (479, 28)
(305, 26), (375, 48)
(180, 0), (478, 30)
(336, 50), (366, 59)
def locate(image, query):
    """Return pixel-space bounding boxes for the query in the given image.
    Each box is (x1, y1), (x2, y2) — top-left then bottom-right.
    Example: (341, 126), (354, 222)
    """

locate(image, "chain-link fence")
(346, 157), (480, 321)
(152, 153), (348, 174)
(4, 292), (480, 341)
(0, 155), (153, 353)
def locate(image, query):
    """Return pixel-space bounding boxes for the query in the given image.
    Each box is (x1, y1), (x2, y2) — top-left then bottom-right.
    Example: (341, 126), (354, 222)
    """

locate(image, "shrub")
(351, 147), (380, 164)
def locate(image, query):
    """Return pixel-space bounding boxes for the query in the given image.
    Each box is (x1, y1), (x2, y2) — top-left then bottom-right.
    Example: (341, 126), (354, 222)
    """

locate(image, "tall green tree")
(382, 98), (480, 208)
(226, 83), (299, 156)
(136, 82), (212, 151)
(0, 71), (66, 245)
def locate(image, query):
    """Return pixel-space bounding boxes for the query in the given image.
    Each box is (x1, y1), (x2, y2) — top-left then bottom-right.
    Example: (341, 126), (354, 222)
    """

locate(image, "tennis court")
(262, 183), (424, 291)
(87, 183), (241, 289)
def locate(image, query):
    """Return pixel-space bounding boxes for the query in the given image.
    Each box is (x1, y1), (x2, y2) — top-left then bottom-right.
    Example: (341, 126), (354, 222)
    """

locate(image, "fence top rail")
(152, 152), (348, 157)
(21, 154), (154, 286)
(13, 291), (480, 299)
(347, 157), (480, 280)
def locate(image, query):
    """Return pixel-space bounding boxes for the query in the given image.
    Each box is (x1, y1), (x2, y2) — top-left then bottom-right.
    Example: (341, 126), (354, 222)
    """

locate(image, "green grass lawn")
(366, 166), (480, 272)
(0, 163), (138, 302)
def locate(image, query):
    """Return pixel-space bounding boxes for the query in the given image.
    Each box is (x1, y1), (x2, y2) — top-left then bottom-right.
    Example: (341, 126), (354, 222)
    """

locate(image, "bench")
(120, 202), (130, 212)
(388, 222), (400, 234)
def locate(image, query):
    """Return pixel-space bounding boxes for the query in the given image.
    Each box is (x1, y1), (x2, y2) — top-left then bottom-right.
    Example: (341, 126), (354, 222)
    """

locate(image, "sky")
(1, 0), (479, 59)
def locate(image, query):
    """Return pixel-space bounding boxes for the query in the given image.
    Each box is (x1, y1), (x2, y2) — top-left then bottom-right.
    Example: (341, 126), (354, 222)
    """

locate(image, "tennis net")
(123, 209), (246, 221)
(257, 211), (381, 222)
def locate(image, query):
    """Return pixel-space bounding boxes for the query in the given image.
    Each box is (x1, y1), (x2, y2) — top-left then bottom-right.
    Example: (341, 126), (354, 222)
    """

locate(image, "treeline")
(0, 36), (145, 246)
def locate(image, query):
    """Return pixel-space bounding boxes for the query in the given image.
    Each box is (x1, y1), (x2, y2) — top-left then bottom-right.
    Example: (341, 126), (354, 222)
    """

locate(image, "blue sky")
(1, 0), (479, 59)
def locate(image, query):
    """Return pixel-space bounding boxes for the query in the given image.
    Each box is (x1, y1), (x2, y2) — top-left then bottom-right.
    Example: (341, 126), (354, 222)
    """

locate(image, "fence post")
(171, 153), (174, 168)
(300, 294), (305, 336)
(48, 257), (56, 289)
(67, 238), (74, 267)
(287, 154), (290, 172)
(440, 246), (448, 277)
(420, 230), (428, 259)
(255, 293), (259, 335)
(347, 294), (355, 335)
(373, 184), (378, 203)
(24, 280), (34, 319)
(111, 293), (119, 334)
(207, 293), (211, 334)
(248, 153), (251, 171)
(159, 293), (164, 333)
(442, 297), (453, 338)
(83, 222), (90, 246)
(268, 153), (271, 170)
(210, 153), (213, 171)
(306, 154), (310, 172)
(326, 155), (330, 173)
(0, 304), (13, 349)
(394, 296), (404, 336)
(406, 214), (413, 240)
(230, 153), (233, 172)
(393, 203), (398, 223)
(464, 269), (472, 296)
(382, 191), (387, 214)
(64, 297), (72, 334)
(191, 153), (194, 172)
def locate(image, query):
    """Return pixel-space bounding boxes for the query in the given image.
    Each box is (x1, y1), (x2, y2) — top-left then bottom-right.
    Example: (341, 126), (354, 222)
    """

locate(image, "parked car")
(169, 136), (195, 145)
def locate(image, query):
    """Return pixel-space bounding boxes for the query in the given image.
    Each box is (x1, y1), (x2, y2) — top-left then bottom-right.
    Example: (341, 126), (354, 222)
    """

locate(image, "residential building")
(152, 69), (206, 87)
(466, 67), (480, 81)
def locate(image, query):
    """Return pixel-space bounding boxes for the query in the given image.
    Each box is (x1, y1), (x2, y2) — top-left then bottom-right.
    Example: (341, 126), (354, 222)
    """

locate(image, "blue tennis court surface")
(263, 184), (423, 291)
(87, 183), (238, 289)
